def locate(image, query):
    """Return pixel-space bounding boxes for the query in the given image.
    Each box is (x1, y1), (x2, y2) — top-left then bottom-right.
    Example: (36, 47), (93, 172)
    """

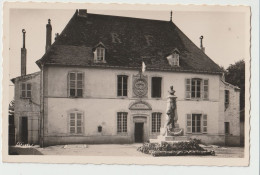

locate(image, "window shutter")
(76, 113), (82, 134)
(203, 79), (209, 100)
(77, 72), (83, 97)
(27, 83), (31, 98)
(94, 50), (97, 61)
(185, 79), (191, 99)
(69, 113), (76, 134)
(20, 83), (25, 98)
(202, 114), (207, 133)
(186, 114), (192, 133)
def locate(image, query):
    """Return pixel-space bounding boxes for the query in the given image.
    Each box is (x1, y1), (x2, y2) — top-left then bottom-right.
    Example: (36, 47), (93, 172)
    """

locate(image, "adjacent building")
(11, 9), (241, 147)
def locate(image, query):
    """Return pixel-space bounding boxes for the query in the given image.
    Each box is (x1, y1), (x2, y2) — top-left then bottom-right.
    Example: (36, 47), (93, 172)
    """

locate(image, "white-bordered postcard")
(2, 2), (250, 166)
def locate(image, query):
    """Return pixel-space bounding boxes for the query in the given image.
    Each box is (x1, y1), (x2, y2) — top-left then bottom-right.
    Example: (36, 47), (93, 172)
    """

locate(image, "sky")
(8, 7), (249, 100)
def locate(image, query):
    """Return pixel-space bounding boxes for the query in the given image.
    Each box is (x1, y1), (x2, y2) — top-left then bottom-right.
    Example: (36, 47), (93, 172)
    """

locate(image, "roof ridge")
(87, 12), (171, 23)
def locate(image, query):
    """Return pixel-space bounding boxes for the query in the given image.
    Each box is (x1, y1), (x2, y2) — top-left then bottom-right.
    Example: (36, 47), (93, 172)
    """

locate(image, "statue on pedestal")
(162, 86), (183, 136)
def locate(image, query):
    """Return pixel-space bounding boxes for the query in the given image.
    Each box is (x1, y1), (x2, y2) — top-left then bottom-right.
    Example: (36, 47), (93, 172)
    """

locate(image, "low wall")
(44, 135), (132, 146)
(225, 135), (241, 146)
(187, 135), (225, 146)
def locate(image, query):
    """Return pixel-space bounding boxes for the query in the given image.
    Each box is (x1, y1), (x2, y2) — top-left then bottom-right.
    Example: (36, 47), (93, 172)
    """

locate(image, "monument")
(150, 86), (186, 143)
(140, 86), (215, 156)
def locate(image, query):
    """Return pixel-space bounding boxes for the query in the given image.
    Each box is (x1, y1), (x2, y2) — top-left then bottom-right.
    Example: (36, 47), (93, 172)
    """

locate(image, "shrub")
(137, 139), (215, 156)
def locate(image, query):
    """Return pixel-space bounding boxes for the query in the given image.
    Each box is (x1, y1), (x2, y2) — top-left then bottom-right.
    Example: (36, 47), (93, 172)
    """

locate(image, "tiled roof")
(36, 10), (222, 74)
(11, 71), (41, 83)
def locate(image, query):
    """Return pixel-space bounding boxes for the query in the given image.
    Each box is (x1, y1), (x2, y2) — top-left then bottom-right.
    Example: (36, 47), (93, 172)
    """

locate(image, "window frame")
(225, 90), (230, 110)
(185, 78), (209, 100)
(68, 72), (84, 98)
(68, 111), (84, 135)
(191, 78), (202, 99)
(117, 75), (128, 97)
(20, 82), (32, 99)
(151, 77), (162, 98)
(172, 52), (179, 66)
(151, 112), (162, 133)
(96, 46), (105, 61)
(117, 112), (128, 133)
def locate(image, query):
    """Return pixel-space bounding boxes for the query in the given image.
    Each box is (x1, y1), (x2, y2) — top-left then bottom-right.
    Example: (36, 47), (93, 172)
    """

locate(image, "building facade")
(11, 9), (241, 146)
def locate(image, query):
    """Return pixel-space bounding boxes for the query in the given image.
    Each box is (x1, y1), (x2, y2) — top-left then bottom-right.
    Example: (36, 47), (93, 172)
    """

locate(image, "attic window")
(97, 47), (105, 61)
(167, 48), (180, 67)
(94, 43), (106, 63)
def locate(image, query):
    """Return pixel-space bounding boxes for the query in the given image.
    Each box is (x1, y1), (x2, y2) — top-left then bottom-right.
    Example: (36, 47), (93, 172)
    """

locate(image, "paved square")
(9, 144), (244, 158)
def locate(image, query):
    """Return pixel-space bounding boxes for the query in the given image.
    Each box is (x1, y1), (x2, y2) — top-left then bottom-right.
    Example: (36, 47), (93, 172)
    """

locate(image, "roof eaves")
(45, 63), (223, 75)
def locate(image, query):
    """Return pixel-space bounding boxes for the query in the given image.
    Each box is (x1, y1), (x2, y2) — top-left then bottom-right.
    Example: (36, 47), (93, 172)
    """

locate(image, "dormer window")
(94, 42), (106, 63)
(97, 47), (105, 61)
(172, 52), (179, 66)
(167, 48), (180, 67)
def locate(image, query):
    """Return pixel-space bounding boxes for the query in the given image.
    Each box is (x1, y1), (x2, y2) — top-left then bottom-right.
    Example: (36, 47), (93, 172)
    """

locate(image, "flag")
(142, 61), (146, 73)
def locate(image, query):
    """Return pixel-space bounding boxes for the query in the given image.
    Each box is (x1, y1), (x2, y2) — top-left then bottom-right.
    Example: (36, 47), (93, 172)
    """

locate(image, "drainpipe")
(40, 64), (45, 147)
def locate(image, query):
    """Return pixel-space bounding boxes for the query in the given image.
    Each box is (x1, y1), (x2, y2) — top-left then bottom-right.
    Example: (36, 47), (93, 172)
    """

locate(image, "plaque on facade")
(129, 100), (152, 110)
(132, 72), (148, 98)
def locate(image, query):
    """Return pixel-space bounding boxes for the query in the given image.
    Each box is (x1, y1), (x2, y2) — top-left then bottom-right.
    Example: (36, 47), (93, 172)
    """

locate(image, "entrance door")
(135, 123), (144, 143)
(21, 117), (28, 143)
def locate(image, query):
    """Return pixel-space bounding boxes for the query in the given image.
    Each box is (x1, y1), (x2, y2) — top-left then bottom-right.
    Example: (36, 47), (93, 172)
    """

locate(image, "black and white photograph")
(2, 2), (250, 166)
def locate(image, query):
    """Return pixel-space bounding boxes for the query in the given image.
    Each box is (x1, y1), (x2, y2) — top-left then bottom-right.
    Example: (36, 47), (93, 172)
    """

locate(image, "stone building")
(11, 9), (241, 146)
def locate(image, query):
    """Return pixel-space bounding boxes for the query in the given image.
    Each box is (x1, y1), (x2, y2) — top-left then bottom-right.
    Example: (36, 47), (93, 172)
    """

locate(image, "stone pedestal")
(150, 135), (189, 144)
(150, 127), (188, 144)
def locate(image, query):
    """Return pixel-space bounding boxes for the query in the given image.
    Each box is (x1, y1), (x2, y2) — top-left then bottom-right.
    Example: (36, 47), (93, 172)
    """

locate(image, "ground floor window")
(192, 114), (201, 133)
(151, 113), (161, 133)
(187, 113), (207, 134)
(225, 122), (230, 135)
(69, 112), (83, 134)
(117, 112), (127, 133)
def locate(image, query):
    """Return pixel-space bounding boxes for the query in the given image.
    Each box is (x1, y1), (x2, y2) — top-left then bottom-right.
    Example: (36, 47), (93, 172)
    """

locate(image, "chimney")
(200, 35), (205, 53)
(55, 33), (59, 41)
(21, 29), (27, 76)
(78, 9), (88, 17)
(170, 10), (172, 22)
(45, 19), (52, 52)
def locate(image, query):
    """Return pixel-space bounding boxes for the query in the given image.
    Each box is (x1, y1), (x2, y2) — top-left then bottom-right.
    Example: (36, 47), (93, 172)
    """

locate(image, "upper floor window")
(167, 48), (180, 67)
(225, 90), (230, 110)
(21, 83), (31, 98)
(69, 111), (83, 134)
(117, 112), (127, 133)
(93, 42), (106, 63)
(97, 47), (105, 61)
(68, 72), (83, 97)
(151, 112), (161, 133)
(117, 75), (128, 97)
(186, 114), (207, 134)
(185, 78), (208, 100)
(151, 77), (162, 98)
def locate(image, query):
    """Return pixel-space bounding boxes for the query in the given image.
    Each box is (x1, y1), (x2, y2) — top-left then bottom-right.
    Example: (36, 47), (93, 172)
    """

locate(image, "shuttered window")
(117, 112), (127, 133)
(21, 83), (31, 98)
(117, 75), (128, 97)
(68, 72), (83, 97)
(185, 78), (209, 100)
(152, 113), (161, 133)
(69, 112), (83, 134)
(186, 113), (208, 134)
